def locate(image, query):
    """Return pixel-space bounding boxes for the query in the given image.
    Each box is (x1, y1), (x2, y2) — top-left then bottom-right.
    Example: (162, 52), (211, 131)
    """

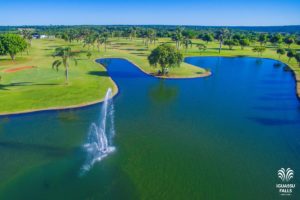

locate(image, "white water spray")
(81, 88), (115, 174)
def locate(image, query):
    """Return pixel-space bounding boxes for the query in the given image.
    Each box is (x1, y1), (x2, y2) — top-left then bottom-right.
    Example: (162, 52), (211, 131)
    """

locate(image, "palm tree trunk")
(65, 64), (69, 83)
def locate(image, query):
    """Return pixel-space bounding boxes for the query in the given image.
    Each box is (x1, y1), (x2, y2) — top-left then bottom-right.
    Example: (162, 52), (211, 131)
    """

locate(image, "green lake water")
(0, 57), (299, 199)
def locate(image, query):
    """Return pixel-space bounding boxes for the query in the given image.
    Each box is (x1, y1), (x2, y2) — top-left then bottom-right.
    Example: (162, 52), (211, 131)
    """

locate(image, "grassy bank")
(100, 37), (299, 97)
(0, 37), (299, 115)
(0, 39), (118, 114)
(184, 39), (300, 98)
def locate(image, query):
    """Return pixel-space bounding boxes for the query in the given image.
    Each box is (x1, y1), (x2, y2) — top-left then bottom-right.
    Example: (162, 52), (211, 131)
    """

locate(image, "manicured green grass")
(102, 37), (299, 78)
(0, 39), (117, 114)
(0, 37), (299, 114)
(100, 38), (208, 77)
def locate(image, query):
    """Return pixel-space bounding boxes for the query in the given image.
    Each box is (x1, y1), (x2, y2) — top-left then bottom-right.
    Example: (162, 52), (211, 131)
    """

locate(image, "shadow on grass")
(135, 48), (148, 51)
(121, 47), (147, 51)
(0, 82), (60, 90)
(121, 48), (138, 51)
(87, 71), (109, 77)
(131, 52), (147, 56)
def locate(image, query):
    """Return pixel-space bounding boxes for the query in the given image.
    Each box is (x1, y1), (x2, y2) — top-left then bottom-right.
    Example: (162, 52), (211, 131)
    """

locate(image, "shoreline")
(185, 55), (300, 99)
(0, 56), (298, 116)
(0, 60), (119, 117)
(99, 56), (212, 79)
(0, 57), (209, 116)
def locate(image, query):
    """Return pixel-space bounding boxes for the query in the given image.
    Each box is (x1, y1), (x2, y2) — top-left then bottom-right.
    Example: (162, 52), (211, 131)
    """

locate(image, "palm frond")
(52, 60), (62, 71)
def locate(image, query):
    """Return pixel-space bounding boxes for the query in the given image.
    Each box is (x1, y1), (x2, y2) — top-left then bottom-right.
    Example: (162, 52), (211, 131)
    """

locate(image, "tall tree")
(284, 37), (294, 48)
(276, 48), (286, 59)
(95, 34), (105, 52)
(270, 33), (283, 45)
(129, 27), (137, 40)
(239, 38), (250, 50)
(182, 37), (192, 52)
(197, 43), (207, 53)
(216, 28), (229, 53)
(252, 46), (266, 56)
(20, 29), (33, 46)
(224, 39), (238, 50)
(145, 29), (156, 47)
(258, 34), (268, 46)
(172, 27), (184, 49)
(148, 44), (183, 75)
(295, 53), (300, 67)
(52, 47), (77, 83)
(61, 29), (77, 43)
(0, 34), (27, 60)
(83, 34), (96, 50)
(287, 50), (296, 62)
(102, 32), (110, 52)
(202, 33), (214, 44)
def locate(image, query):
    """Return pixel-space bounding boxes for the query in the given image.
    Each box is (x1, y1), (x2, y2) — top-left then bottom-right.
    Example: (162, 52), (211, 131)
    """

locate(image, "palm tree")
(20, 29), (33, 54)
(96, 34), (105, 52)
(216, 29), (229, 53)
(83, 34), (96, 50)
(102, 32), (110, 52)
(21, 29), (33, 45)
(129, 28), (137, 40)
(148, 29), (156, 45)
(182, 37), (192, 52)
(197, 43), (207, 53)
(172, 27), (183, 49)
(144, 29), (156, 47)
(52, 47), (77, 84)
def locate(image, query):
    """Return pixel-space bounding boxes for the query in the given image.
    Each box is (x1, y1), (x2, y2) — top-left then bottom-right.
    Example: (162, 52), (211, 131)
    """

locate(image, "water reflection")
(149, 80), (178, 104)
(57, 111), (80, 122)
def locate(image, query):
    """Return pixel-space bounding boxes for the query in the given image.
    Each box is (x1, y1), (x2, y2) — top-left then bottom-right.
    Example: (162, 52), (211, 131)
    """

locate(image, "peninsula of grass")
(0, 37), (299, 115)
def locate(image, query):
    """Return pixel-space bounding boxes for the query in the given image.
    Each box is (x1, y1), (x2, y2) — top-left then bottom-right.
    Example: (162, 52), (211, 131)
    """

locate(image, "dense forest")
(0, 25), (300, 34)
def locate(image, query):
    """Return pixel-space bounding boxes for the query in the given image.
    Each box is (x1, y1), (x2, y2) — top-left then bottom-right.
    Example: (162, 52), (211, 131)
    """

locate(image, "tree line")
(1, 26), (300, 81)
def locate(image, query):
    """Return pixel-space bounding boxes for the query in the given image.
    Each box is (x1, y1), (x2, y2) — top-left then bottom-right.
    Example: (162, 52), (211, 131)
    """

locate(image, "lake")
(0, 57), (299, 199)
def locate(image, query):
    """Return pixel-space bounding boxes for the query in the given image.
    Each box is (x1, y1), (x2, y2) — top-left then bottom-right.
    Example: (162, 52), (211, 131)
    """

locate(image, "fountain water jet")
(81, 88), (115, 174)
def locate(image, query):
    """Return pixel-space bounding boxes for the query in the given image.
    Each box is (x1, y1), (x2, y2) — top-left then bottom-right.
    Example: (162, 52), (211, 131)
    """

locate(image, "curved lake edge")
(186, 55), (300, 100)
(101, 56), (212, 79)
(0, 60), (119, 117)
(0, 56), (298, 116)
(0, 57), (211, 116)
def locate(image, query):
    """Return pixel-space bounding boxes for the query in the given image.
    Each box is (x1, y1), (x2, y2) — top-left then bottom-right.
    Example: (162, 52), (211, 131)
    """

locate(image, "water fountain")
(81, 88), (116, 174)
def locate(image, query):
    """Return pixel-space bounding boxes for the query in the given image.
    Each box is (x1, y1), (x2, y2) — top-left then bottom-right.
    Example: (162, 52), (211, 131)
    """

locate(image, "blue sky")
(0, 0), (300, 26)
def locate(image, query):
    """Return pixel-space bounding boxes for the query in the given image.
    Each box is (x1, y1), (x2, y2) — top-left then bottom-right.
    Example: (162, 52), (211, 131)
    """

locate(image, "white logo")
(278, 168), (294, 182)
(276, 168), (295, 196)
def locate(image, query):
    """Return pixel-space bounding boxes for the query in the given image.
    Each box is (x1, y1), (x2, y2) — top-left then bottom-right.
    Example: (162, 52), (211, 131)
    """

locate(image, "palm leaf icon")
(286, 168), (294, 182)
(278, 168), (294, 182)
(278, 168), (286, 181)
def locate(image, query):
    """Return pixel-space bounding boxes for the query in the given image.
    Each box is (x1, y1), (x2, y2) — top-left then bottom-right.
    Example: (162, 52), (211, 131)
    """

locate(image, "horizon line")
(1, 24), (300, 27)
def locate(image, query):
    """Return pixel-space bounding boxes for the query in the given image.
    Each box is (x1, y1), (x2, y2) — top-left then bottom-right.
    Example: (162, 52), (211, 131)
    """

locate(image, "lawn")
(0, 39), (117, 114)
(0, 37), (299, 115)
